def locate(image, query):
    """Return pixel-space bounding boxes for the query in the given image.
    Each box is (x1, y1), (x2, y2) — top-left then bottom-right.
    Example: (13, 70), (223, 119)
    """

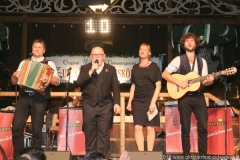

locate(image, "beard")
(184, 46), (196, 52)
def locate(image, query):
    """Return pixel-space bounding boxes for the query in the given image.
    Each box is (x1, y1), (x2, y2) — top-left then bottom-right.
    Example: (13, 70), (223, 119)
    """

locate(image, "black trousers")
(178, 94), (208, 157)
(12, 93), (47, 157)
(82, 102), (113, 157)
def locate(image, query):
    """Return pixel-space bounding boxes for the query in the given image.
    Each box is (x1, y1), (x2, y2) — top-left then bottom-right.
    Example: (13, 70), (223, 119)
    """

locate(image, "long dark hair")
(19, 147), (46, 160)
(82, 151), (106, 160)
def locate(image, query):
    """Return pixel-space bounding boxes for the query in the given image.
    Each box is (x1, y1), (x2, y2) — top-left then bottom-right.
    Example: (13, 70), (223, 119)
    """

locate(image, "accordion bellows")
(17, 59), (54, 94)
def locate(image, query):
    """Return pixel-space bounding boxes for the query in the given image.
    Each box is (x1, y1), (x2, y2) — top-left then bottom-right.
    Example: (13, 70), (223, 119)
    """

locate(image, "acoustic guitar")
(167, 67), (237, 99)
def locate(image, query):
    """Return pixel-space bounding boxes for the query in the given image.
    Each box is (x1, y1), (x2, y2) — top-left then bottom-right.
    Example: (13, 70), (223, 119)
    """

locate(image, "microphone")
(29, 53), (33, 59)
(67, 67), (72, 76)
(93, 59), (99, 74)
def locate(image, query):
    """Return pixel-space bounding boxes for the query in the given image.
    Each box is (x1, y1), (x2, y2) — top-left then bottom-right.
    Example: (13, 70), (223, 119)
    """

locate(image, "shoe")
(156, 131), (166, 138)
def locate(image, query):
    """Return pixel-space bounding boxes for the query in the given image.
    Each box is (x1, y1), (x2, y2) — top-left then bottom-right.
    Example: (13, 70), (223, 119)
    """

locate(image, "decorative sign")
(46, 56), (162, 83)
(165, 105), (198, 153)
(58, 108), (86, 155)
(98, 19), (111, 33)
(85, 19), (111, 33)
(0, 113), (14, 159)
(207, 107), (234, 155)
(85, 19), (97, 33)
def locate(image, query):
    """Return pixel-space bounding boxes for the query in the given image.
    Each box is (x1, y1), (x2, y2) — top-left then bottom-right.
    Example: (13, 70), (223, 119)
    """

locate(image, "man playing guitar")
(162, 32), (214, 159)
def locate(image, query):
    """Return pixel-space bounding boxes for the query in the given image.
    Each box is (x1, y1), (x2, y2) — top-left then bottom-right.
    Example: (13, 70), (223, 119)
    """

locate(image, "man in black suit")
(77, 46), (120, 157)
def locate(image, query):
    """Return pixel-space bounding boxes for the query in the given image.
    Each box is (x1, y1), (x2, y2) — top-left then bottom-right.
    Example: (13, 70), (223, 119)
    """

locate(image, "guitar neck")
(191, 71), (224, 84)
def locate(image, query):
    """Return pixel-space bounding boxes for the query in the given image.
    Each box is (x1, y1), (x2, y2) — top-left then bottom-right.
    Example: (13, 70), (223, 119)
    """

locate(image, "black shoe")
(156, 131), (166, 138)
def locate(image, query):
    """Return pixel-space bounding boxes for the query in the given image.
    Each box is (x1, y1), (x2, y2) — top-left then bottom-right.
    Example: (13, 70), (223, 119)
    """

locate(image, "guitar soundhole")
(188, 80), (192, 85)
(176, 84), (179, 92)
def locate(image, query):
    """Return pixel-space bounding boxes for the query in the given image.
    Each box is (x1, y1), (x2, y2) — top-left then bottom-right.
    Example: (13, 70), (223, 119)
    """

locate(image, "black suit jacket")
(77, 63), (120, 107)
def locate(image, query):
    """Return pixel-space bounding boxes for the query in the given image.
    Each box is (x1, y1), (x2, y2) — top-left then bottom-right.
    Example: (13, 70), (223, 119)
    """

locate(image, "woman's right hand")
(126, 103), (132, 111)
(119, 151), (130, 160)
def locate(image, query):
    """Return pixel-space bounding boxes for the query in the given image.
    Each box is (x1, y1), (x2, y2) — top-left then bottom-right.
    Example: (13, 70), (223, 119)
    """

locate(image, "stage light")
(89, 4), (108, 14)
(78, 0), (110, 6)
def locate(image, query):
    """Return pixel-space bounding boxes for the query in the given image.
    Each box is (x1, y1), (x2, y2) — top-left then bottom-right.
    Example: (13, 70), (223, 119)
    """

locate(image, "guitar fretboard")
(190, 70), (225, 84)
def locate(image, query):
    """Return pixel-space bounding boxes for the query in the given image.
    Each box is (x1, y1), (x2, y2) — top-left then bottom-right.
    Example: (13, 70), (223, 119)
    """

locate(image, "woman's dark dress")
(131, 62), (162, 126)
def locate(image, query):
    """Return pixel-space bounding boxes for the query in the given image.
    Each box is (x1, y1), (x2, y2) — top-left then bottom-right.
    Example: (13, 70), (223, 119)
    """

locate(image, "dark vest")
(177, 54), (203, 76)
(91, 73), (99, 106)
(91, 72), (106, 106)
(19, 59), (51, 99)
(176, 54), (205, 93)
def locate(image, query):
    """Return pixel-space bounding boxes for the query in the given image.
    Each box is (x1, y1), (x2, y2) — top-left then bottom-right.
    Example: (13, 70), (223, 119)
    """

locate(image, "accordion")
(17, 59), (54, 94)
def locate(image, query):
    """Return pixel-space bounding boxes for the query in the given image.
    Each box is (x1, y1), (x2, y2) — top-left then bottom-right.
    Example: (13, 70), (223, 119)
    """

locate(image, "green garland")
(45, 51), (161, 58)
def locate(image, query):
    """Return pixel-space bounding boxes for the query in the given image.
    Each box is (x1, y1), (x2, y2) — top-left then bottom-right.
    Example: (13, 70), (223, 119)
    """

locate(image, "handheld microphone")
(29, 53), (33, 59)
(93, 59), (99, 74)
(67, 67), (72, 76)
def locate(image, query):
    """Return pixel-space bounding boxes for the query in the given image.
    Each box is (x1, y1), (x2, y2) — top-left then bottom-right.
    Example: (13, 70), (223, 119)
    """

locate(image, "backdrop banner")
(165, 105), (198, 153)
(57, 108), (86, 155)
(0, 112), (14, 159)
(46, 56), (162, 83)
(207, 107), (234, 155)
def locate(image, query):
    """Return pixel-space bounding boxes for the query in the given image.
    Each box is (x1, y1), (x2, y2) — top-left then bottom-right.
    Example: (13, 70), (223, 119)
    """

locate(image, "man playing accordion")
(11, 39), (60, 158)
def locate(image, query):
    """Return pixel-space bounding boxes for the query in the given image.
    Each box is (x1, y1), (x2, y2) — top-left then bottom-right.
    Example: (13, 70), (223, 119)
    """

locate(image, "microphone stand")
(0, 62), (11, 89)
(219, 47), (228, 157)
(65, 70), (71, 151)
(0, 62), (17, 104)
(222, 76), (227, 158)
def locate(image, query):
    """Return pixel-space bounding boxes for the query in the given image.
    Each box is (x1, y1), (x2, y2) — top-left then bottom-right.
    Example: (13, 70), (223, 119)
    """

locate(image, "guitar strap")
(191, 55), (196, 72)
(192, 55), (204, 93)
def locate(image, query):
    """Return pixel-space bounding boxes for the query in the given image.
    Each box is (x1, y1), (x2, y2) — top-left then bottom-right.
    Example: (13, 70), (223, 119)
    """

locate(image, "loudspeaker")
(128, 151), (163, 160)
(44, 151), (72, 160)
(78, 0), (110, 6)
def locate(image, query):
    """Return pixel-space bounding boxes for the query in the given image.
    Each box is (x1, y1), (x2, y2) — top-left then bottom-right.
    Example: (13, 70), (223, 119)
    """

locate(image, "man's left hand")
(114, 104), (121, 114)
(203, 74), (214, 86)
